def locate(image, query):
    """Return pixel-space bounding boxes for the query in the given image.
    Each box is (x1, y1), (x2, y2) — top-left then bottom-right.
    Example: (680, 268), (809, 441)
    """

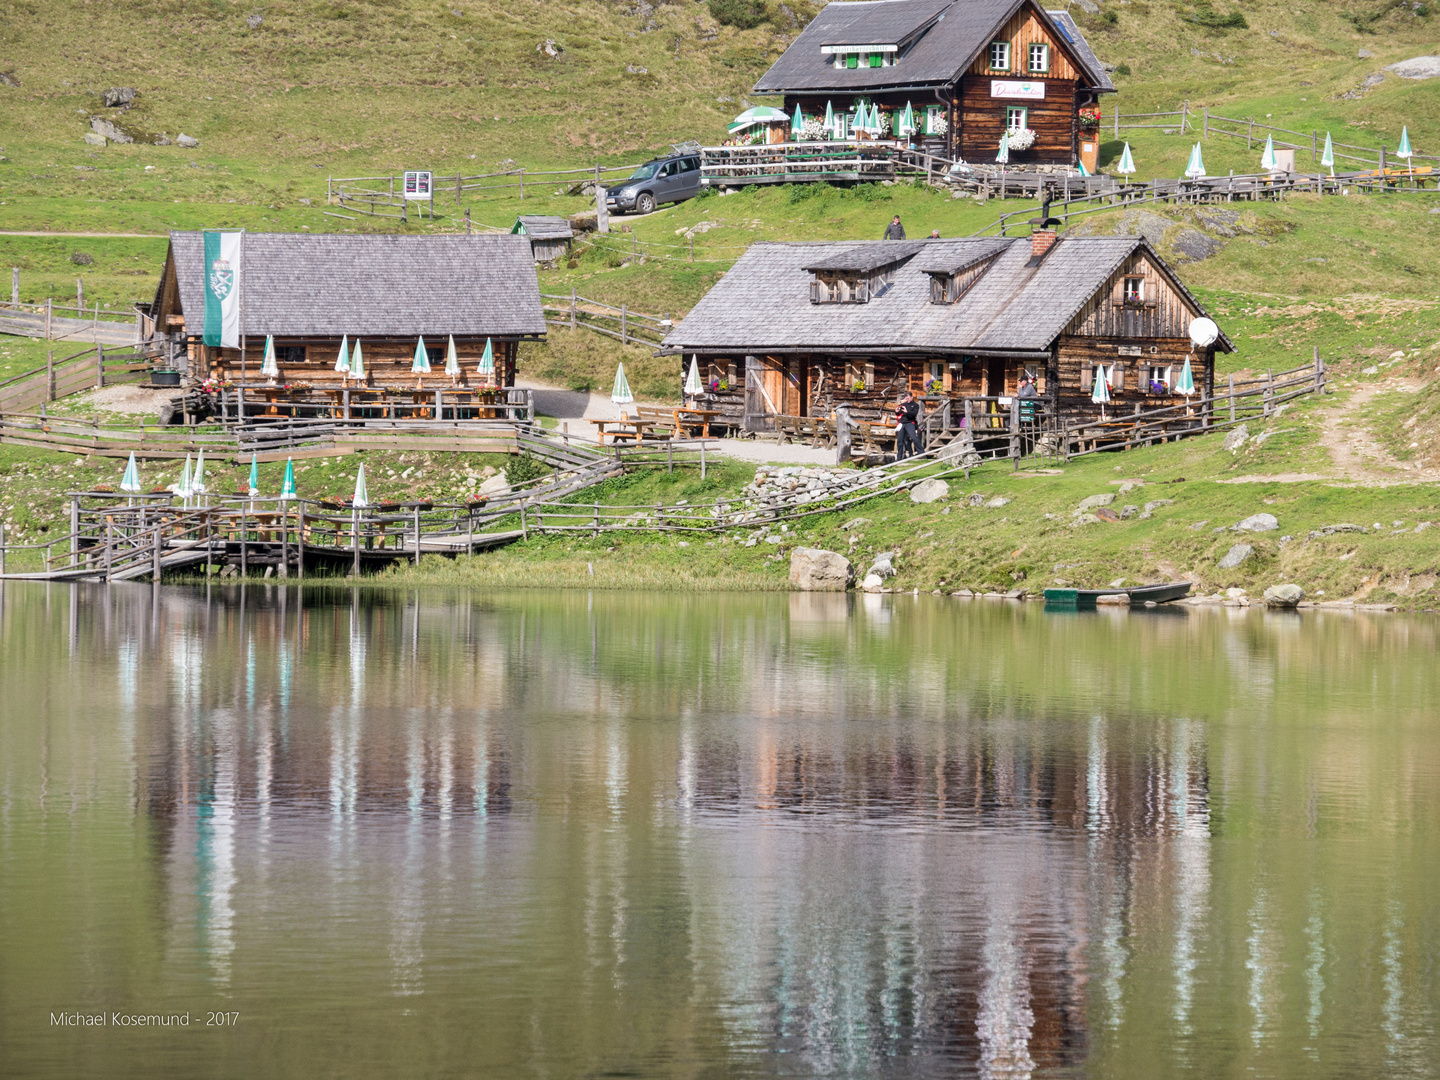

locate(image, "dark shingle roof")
(802, 240), (926, 272)
(753, 0), (1111, 94)
(513, 215), (575, 240)
(664, 236), (1232, 354)
(169, 232), (545, 338)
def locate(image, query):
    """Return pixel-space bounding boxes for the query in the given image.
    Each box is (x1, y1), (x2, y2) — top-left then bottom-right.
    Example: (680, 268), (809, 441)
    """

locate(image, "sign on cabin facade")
(753, 0), (1113, 166)
(148, 232), (546, 388)
(662, 233), (1233, 431)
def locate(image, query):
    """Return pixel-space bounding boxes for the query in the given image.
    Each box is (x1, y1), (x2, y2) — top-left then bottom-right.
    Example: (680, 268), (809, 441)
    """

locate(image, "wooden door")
(985, 356), (1006, 396)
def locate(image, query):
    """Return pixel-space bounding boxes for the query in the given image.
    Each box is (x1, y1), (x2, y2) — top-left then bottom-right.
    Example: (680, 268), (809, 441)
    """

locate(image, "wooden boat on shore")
(1043, 582), (1193, 609)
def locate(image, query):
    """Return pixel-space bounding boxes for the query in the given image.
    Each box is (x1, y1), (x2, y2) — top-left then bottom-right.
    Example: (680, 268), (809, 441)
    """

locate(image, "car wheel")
(635, 192), (656, 215)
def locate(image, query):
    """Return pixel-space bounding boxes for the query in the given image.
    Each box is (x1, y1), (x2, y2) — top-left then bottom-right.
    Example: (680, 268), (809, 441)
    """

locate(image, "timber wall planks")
(959, 74), (1077, 163)
(969, 7), (1081, 81)
(1065, 251), (1200, 340)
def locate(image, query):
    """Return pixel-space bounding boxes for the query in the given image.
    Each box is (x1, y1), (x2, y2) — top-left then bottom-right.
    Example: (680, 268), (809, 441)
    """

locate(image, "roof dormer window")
(823, 43), (897, 68)
(804, 242), (922, 305)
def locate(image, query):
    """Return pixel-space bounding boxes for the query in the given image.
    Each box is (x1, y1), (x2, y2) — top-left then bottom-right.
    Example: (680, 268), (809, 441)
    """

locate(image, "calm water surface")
(1, 583), (1437, 1079)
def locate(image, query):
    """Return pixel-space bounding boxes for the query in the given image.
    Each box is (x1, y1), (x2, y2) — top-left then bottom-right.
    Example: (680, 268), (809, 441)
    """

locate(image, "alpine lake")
(1, 582), (1436, 1079)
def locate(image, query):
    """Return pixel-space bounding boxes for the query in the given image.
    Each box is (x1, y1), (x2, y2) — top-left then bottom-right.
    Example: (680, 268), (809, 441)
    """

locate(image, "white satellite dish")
(1188, 317), (1219, 348)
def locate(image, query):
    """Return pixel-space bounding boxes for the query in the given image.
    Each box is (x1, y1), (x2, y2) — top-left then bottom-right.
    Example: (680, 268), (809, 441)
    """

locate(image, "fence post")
(1203, 106), (1208, 139)
(519, 168), (525, 200)
(1247, 117), (1253, 150)
(1113, 108), (1119, 139)
(152, 524), (162, 582)
(9, 267), (16, 305)
(700, 442), (706, 481)
(44, 297), (52, 340)
(279, 501), (288, 578)
(520, 501), (528, 541)
(46, 349), (54, 402)
(297, 503), (305, 580)
(1179, 101), (1187, 135)
(570, 288), (577, 329)
(351, 508), (360, 576)
(0, 522), (5, 577)
(1312, 130), (1318, 165)
(70, 498), (79, 568)
(1265, 368), (1274, 416)
(94, 343), (103, 389)
(1228, 373), (1236, 422)
(689, 235), (694, 263)
(1379, 144), (1387, 173)
(76, 277), (83, 315)
(1314, 346), (1324, 392)
(104, 517), (113, 581)
(414, 505), (421, 567)
(621, 304), (628, 345)
(1009, 399), (1020, 469)
(456, 172), (462, 204)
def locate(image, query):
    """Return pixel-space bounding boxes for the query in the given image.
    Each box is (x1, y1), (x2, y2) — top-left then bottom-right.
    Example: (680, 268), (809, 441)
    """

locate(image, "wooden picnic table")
(674, 407), (721, 438)
(594, 419), (658, 445)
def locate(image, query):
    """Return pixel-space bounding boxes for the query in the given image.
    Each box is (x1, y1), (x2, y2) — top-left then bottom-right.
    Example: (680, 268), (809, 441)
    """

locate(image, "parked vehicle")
(606, 151), (702, 215)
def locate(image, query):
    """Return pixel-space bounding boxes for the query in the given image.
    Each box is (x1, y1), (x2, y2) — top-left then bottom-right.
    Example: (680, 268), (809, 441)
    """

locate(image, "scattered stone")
(1218, 543), (1253, 569)
(83, 132), (107, 147)
(70, 252), (93, 265)
(1307, 523), (1368, 539)
(624, 64), (648, 75)
(764, 535), (783, 544)
(984, 496), (1011, 508)
(1362, 365), (1379, 375)
(1358, 48), (1374, 59)
(1385, 56), (1440, 80)
(0, 70), (20, 88)
(862, 573), (884, 592)
(967, 492), (986, 507)
(940, 429), (983, 467)
(1189, 520), (1209, 530)
(1225, 587), (1248, 599)
(537, 38), (563, 57)
(1116, 480), (1143, 495)
(1072, 513), (1101, 526)
(1223, 424), (1249, 452)
(1077, 493), (1116, 511)
(1073, 0), (1099, 11)
(246, 13), (263, 28)
(176, 133), (199, 148)
(89, 117), (132, 144)
(153, 135), (171, 146)
(1233, 513), (1278, 532)
(910, 478), (950, 504)
(1109, 577), (1128, 588)
(840, 517), (870, 531)
(102, 86), (136, 107)
(867, 553), (897, 580)
(1145, 499), (1175, 512)
(1095, 507), (1121, 522)
(1119, 504), (1139, 519)
(789, 547), (853, 592)
(1263, 584), (1304, 608)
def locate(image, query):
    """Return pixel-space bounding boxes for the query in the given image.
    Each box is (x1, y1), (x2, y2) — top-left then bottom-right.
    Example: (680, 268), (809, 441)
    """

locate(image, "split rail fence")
(0, 345), (152, 414)
(540, 291), (670, 345)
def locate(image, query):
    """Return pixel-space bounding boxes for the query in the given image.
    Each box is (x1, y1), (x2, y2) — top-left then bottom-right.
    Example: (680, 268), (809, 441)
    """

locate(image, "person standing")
(894, 391), (921, 460)
(883, 215), (906, 240)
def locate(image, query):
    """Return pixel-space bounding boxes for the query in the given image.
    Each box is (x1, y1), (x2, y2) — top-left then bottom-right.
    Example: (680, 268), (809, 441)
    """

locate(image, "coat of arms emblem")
(209, 257), (234, 301)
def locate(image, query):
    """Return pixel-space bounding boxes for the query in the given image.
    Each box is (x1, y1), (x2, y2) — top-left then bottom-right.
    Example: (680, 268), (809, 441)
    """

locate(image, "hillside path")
(1316, 380), (1438, 485)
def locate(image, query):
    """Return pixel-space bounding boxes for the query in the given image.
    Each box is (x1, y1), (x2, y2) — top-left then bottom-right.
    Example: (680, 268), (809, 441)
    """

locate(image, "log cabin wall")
(1056, 336), (1212, 415)
(1065, 251), (1199, 340)
(197, 337), (518, 387)
(959, 75), (1077, 164)
(967, 8), (1081, 81)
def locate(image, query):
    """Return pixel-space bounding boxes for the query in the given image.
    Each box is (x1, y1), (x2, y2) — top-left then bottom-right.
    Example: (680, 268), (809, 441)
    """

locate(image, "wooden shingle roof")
(663, 236), (1232, 355)
(168, 231), (546, 338)
(513, 215), (575, 241)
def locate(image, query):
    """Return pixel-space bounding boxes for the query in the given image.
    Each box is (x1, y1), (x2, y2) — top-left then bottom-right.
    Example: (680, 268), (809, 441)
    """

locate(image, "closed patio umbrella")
(192, 448), (206, 497)
(611, 362), (634, 417)
(173, 454), (193, 504)
(791, 102), (803, 137)
(996, 133), (1010, 164)
(1260, 134), (1278, 171)
(350, 339), (366, 382)
(248, 453), (260, 498)
(1175, 356), (1196, 396)
(260, 335), (280, 381)
(477, 337), (494, 384)
(685, 355), (703, 397)
(900, 101), (915, 139)
(281, 457), (297, 500)
(1397, 126), (1413, 172)
(120, 451), (141, 495)
(1184, 142), (1206, 179)
(352, 463), (369, 509)
(445, 334), (461, 384)
(1091, 364), (1111, 420)
(1321, 132), (1335, 176)
(334, 335), (350, 380)
(1117, 141), (1136, 176)
(412, 335), (431, 388)
(823, 100), (835, 138)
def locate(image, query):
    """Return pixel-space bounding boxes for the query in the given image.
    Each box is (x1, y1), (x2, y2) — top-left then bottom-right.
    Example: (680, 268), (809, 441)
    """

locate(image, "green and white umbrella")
(192, 448), (206, 495)
(996, 133), (1010, 164)
(334, 334), (350, 376)
(411, 336), (431, 374)
(611, 362), (634, 408)
(174, 454), (193, 501)
(477, 337), (494, 382)
(1078, 157), (1091, 177)
(1117, 141), (1136, 176)
(823, 100), (835, 138)
(120, 451), (141, 494)
(280, 456), (297, 500)
(1320, 132), (1335, 175)
(727, 106), (788, 133)
(350, 339), (365, 380)
(899, 101), (915, 139)
(791, 102), (803, 136)
(684, 355), (703, 397)
(868, 102), (882, 134)
(1260, 134), (1278, 171)
(1091, 365), (1112, 404)
(1397, 125), (1413, 161)
(1184, 142), (1206, 179)
(352, 463), (369, 508)
(445, 334), (461, 380)
(248, 453), (260, 498)
(1175, 356), (1196, 397)
(260, 334), (279, 379)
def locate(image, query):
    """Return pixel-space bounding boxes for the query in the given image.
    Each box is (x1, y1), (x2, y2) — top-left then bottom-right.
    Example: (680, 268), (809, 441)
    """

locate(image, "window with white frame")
(1146, 364), (1173, 393)
(1123, 276), (1145, 303)
(1028, 42), (1049, 73)
(925, 105), (944, 135)
(1006, 106), (1028, 132)
(989, 41), (1011, 70)
(1083, 362), (1116, 391)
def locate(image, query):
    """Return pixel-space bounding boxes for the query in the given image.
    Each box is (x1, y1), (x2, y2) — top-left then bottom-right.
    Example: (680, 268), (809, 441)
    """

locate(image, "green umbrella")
(727, 106), (788, 134)
(281, 457), (297, 500)
(334, 334), (350, 376)
(477, 337), (494, 382)
(411, 336), (431, 374)
(900, 100), (915, 139)
(174, 454), (193, 502)
(791, 102), (803, 136)
(1078, 158), (1091, 177)
(823, 100), (835, 138)
(611, 362), (634, 408)
(445, 334), (461, 380)
(192, 448), (206, 495)
(1117, 141), (1136, 175)
(1397, 125), (1413, 162)
(1260, 134), (1277, 171)
(120, 451), (141, 494)
(1091, 365), (1111, 404)
(1184, 142), (1205, 179)
(350, 339), (366, 380)
(248, 453), (259, 498)
(352, 463), (369, 509)
(1320, 132), (1335, 175)
(1175, 356), (1196, 396)
(684, 355), (703, 397)
(260, 334), (280, 379)
(996, 133), (1010, 164)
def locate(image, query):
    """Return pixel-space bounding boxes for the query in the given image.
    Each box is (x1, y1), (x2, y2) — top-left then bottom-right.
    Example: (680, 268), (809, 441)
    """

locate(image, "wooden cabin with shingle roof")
(662, 228), (1233, 432)
(150, 232), (546, 390)
(754, 0), (1113, 165)
(511, 215), (575, 265)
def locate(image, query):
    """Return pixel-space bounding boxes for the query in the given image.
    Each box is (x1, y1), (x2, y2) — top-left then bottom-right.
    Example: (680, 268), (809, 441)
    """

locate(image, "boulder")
(1119, 504), (1139, 519)
(1077, 493), (1115, 511)
(862, 573), (884, 592)
(83, 132), (107, 147)
(867, 553), (897, 580)
(1223, 424), (1249, 452)
(1171, 227), (1223, 263)
(478, 473), (511, 497)
(985, 496), (1011, 508)
(247, 13), (263, 28)
(1233, 513), (1278, 532)
(1095, 507), (1121, 522)
(966, 492), (986, 506)
(910, 477), (950, 504)
(176, 133), (199, 148)
(1218, 543), (1252, 569)
(1358, 48), (1375, 59)
(89, 116), (133, 144)
(102, 86), (136, 107)
(1263, 584), (1305, 608)
(1308, 523), (1367, 538)
(1144, 499), (1175, 512)
(1385, 56), (1440, 80)
(537, 38), (563, 57)
(789, 547), (853, 592)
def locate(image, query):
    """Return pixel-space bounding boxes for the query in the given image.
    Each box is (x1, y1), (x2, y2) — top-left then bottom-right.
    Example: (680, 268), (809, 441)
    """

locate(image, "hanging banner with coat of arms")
(202, 230), (243, 348)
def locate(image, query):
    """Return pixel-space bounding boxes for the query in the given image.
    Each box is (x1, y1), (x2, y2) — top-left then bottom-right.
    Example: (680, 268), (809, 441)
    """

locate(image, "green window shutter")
(847, 53), (858, 69)
(869, 53), (882, 67)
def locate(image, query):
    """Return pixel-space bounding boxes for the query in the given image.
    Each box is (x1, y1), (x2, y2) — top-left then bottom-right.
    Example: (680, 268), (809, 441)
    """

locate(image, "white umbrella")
(1117, 141), (1136, 176)
(350, 339), (366, 382)
(248, 453), (260, 498)
(1320, 132), (1335, 176)
(352, 463), (369, 509)
(260, 334), (279, 380)
(684, 356), (703, 397)
(334, 335), (350, 378)
(790, 102), (803, 138)
(1260, 134), (1278, 171)
(173, 454), (193, 504)
(445, 334), (461, 383)
(996, 133), (1010, 164)
(1184, 142), (1206, 179)
(611, 362), (634, 418)
(119, 451), (141, 494)
(1397, 126), (1414, 174)
(727, 106), (788, 134)
(823, 100), (835, 138)
(477, 337), (494, 384)
(900, 101), (915, 139)
(1091, 365), (1111, 421)
(1175, 356), (1196, 396)
(192, 448), (206, 496)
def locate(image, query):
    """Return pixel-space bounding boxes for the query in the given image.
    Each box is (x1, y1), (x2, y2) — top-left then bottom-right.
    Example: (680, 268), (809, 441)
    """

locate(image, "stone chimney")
(1031, 228), (1058, 260)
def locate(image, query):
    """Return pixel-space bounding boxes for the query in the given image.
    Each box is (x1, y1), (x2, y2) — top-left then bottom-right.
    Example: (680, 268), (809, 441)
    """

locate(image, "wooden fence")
(539, 291), (670, 345)
(0, 299), (140, 345)
(327, 161), (650, 217)
(0, 345), (152, 414)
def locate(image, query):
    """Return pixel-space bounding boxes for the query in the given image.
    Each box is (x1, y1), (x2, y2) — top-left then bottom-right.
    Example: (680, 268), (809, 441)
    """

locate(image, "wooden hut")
(662, 231), (1233, 431)
(511, 215), (575, 265)
(150, 232), (545, 399)
(752, 0), (1113, 166)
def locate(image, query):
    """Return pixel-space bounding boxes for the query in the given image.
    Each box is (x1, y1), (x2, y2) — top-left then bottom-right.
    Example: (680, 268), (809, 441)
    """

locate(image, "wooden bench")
(633, 406), (677, 438)
(775, 414), (835, 448)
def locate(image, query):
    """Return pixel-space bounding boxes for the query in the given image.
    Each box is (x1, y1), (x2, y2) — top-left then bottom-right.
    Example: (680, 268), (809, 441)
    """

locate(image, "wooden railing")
(0, 345), (152, 414)
(539, 291), (670, 345)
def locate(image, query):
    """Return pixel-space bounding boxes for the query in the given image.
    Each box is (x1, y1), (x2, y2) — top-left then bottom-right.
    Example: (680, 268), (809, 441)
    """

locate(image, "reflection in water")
(2, 583), (1439, 1079)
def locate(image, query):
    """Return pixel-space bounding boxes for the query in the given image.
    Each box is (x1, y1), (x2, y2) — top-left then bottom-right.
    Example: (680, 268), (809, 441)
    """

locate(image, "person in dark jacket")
(883, 216), (906, 240)
(894, 391), (921, 460)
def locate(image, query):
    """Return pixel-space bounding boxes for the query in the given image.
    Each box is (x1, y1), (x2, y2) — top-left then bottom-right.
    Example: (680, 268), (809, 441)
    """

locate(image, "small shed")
(512, 216), (575, 265)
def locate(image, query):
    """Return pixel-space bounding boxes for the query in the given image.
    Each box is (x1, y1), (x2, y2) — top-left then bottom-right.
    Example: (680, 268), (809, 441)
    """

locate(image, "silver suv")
(606, 152), (702, 215)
